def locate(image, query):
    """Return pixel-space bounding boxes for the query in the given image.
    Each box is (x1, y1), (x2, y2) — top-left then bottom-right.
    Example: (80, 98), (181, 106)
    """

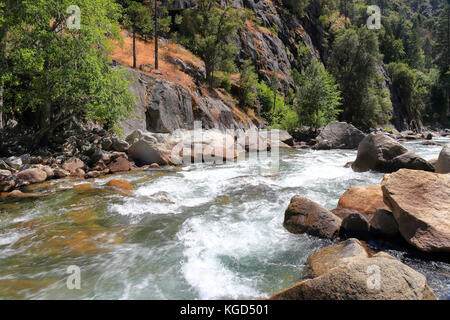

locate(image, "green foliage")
(282, 0), (310, 17)
(178, 0), (243, 87)
(256, 81), (298, 132)
(387, 62), (431, 119)
(294, 59), (342, 129)
(329, 27), (392, 128)
(238, 60), (259, 109)
(2, 0), (134, 141)
(122, 1), (153, 40)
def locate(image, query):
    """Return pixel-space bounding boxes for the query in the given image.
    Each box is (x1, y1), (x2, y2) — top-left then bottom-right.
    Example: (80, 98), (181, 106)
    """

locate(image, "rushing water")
(0, 138), (449, 300)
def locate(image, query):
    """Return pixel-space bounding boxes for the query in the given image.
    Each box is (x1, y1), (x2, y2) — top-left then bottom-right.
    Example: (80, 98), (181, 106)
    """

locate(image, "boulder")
(332, 185), (390, 219)
(62, 158), (85, 174)
(435, 144), (450, 174)
(111, 138), (130, 152)
(314, 122), (366, 150)
(369, 209), (399, 238)
(306, 238), (370, 277)
(258, 129), (294, 147)
(4, 156), (22, 170)
(283, 196), (342, 239)
(1, 190), (41, 199)
(352, 133), (434, 173)
(127, 130), (180, 166)
(382, 169), (450, 253)
(16, 168), (47, 186)
(108, 156), (133, 173)
(340, 213), (371, 239)
(53, 168), (70, 179)
(0, 172), (16, 192)
(270, 251), (436, 300)
(0, 160), (14, 172)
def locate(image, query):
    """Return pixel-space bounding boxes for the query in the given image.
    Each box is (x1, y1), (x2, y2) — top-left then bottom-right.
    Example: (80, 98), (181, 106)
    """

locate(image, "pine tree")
(122, 1), (153, 69)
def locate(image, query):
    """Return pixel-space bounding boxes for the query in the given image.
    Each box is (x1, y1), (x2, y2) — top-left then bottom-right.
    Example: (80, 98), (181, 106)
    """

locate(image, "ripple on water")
(0, 138), (449, 299)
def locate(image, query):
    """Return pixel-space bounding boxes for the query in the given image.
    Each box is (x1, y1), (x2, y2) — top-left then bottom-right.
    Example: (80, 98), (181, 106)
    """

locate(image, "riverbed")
(0, 138), (449, 299)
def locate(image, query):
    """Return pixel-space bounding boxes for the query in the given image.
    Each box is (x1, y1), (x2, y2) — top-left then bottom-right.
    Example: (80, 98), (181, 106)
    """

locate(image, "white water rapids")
(0, 138), (449, 299)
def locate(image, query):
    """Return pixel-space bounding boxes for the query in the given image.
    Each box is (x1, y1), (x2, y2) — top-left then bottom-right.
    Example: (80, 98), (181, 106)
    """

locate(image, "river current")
(0, 138), (449, 299)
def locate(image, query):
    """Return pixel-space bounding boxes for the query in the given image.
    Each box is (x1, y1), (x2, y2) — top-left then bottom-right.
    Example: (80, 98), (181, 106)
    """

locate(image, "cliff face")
(121, 0), (420, 134)
(120, 68), (261, 136)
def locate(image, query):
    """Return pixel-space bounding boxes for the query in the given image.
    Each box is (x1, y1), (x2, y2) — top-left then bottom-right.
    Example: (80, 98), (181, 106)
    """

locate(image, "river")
(0, 138), (449, 299)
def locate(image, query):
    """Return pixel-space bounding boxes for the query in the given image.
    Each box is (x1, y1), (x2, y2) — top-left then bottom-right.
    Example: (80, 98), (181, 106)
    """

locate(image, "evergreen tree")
(238, 60), (259, 109)
(179, 0), (243, 87)
(122, 1), (153, 69)
(329, 27), (392, 128)
(294, 59), (342, 130)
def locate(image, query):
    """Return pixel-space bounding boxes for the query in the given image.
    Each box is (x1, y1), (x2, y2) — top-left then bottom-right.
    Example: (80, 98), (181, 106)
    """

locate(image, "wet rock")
(435, 144), (450, 174)
(283, 196), (341, 239)
(352, 133), (434, 173)
(105, 179), (133, 191)
(332, 185), (390, 219)
(382, 169), (450, 253)
(369, 209), (399, 238)
(306, 238), (370, 277)
(2, 190), (41, 199)
(314, 122), (366, 150)
(270, 251), (436, 300)
(16, 168), (47, 186)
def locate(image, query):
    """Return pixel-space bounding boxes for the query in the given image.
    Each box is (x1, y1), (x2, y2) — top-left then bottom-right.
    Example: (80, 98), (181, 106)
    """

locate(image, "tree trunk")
(0, 86), (3, 129)
(133, 29), (137, 69)
(154, 1), (159, 70)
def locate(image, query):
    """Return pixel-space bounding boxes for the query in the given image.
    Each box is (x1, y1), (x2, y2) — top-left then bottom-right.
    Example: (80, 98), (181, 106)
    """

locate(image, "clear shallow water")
(0, 138), (449, 300)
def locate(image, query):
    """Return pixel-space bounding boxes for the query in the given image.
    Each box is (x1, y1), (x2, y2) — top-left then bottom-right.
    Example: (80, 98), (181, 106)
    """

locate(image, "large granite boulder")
(126, 129), (246, 166)
(314, 122), (366, 150)
(271, 249), (436, 300)
(352, 133), (434, 173)
(382, 169), (450, 253)
(332, 185), (390, 219)
(283, 196), (342, 239)
(436, 144), (450, 174)
(306, 238), (370, 277)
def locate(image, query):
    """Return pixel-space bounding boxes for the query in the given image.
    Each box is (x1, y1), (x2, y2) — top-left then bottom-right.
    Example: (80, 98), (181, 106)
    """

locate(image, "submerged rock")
(283, 196), (341, 239)
(382, 169), (450, 253)
(435, 144), (450, 174)
(314, 122), (366, 150)
(351, 133), (434, 173)
(105, 179), (133, 192)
